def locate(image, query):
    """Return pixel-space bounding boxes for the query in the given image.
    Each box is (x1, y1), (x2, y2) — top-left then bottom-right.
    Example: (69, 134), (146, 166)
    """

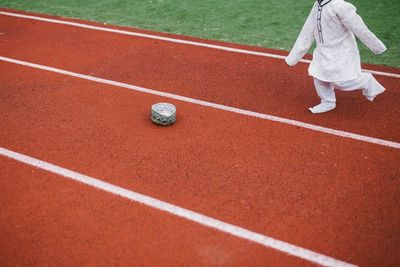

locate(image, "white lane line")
(1, 55), (399, 150)
(0, 10), (399, 79)
(0, 147), (357, 267)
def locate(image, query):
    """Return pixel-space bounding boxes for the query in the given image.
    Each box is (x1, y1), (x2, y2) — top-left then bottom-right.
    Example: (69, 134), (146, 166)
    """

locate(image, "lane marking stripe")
(1, 55), (399, 150)
(0, 147), (357, 267)
(0, 10), (399, 79)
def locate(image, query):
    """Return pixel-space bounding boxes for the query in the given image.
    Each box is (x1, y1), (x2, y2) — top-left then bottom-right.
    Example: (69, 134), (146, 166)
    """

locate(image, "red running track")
(0, 9), (399, 267)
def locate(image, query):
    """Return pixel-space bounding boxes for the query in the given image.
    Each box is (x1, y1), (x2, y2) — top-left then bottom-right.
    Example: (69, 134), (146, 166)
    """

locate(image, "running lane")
(1, 61), (399, 266)
(0, 9), (399, 143)
(0, 157), (313, 267)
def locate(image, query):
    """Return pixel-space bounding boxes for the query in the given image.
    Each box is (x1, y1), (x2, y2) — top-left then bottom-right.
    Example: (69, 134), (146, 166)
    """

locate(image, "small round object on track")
(151, 103), (176, 126)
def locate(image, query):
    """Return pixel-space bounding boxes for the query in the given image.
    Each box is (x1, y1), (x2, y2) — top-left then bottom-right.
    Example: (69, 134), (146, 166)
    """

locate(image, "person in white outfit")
(285, 0), (387, 113)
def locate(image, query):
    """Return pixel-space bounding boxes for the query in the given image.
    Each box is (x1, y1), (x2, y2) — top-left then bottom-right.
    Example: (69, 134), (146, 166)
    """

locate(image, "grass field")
(0, 0), (399, 67)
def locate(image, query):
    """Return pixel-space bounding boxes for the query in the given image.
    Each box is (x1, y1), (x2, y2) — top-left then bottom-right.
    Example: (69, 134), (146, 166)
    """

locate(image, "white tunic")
(285, 0), (387, 82)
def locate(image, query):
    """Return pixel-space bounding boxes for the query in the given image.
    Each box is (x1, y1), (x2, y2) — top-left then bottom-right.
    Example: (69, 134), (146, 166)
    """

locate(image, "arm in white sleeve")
(285, 4), (316, 66)
(337, 2), (387, 55)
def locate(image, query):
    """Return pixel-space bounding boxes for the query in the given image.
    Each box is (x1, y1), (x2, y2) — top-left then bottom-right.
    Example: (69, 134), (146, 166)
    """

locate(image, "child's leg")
(309, 78), (336, 113)
(334, 73), (385, 101)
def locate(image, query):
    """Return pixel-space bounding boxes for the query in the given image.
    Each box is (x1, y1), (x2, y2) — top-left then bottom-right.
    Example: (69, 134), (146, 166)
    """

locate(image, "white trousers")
(313, 72), (386, 105)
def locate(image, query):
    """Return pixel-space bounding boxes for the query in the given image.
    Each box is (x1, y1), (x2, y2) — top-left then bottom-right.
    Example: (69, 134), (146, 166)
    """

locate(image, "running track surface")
(0, 8), (399, 267)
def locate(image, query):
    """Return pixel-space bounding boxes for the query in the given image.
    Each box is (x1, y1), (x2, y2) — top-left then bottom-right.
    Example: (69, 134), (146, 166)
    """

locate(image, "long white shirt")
(285, 0), (387, 82)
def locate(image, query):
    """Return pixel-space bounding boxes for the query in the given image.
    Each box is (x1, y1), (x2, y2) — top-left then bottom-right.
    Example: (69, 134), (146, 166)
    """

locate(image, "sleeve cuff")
(374, 45), (387, 55)
(285, 56), (297, 67)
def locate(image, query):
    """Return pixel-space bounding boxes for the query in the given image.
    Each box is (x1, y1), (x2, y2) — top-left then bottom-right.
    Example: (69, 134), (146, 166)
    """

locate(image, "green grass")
(0, 0), (399, 67)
